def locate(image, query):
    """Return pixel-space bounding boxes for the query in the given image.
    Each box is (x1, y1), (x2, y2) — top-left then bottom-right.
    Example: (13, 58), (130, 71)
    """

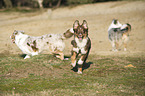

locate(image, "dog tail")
(120, 23), (131, 33)
(62, 28), (74, 40)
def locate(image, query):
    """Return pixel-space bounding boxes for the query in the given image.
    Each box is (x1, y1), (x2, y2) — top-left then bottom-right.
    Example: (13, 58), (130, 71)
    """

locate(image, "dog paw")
(71, 61), (76, 67)
(124, 48), (127, 51)
(77, 70), (82, 74)
(64, 58), (69, 60)
(24, 55), (30, 59)
(112, 49), (118, 52)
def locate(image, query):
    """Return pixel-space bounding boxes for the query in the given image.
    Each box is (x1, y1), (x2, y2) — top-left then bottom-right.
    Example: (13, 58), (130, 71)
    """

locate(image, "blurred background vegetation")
(0, 0), (133, 10)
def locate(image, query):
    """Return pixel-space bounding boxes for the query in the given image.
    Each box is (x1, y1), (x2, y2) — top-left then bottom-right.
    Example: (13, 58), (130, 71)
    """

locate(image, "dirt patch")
(0, 1), (145, 57)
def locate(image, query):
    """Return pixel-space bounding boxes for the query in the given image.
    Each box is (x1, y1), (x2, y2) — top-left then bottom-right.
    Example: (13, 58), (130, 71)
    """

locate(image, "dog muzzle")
(11, 39), (15, 43)
(10, 36), (15, 43)
(78, 36), (83, 41)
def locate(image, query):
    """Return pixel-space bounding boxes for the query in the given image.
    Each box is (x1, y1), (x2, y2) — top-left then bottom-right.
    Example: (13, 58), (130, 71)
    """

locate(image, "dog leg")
(111, 41), (117, 51)
(56, 51), (64, 60)
(123, 37), (128, 51)
(77, 58), (84, 74)
(24, 55), (30, 59)
(115, 42), (119, 51)
(32, 52), (38, 56)
(77, 49), (90, 74)
(77, 54), (87, 74)
(53, 50), (64, 60)
(77, 65), (83, 74)
(71, 51), (77, 67)
(123, 43), (127, 51)
(122, 34), (129, 51)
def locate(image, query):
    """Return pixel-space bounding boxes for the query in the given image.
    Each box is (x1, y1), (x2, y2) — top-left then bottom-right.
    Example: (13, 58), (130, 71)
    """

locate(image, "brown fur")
(71, 20), (91, 74)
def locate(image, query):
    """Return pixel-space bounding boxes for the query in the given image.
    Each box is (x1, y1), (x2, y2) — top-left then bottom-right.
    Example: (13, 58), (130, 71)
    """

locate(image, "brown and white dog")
(71, 20), (91, 74)
(108, 19), (131, 51)
(10, 29), (74, 60)
(120, 23), (131, 51)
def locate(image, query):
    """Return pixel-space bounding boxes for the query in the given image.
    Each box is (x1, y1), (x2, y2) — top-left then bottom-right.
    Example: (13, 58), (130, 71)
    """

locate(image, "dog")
(108, 19), (131, 51)
(10, 29), (74, 60)
(71, 20), (91, 74)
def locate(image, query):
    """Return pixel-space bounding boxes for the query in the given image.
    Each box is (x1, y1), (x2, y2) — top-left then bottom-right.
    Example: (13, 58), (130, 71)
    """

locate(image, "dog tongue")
(79, 37), (82, 40)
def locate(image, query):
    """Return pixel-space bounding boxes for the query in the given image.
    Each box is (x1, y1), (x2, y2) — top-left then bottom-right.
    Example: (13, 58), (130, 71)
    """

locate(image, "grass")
(0, 54), (144, 96)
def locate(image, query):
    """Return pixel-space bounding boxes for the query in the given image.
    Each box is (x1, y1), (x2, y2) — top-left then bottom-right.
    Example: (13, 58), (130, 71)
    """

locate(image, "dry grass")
(0, 54), (145, 96)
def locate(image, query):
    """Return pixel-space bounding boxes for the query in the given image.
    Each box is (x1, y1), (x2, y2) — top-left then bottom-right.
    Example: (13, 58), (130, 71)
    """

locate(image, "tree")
(37, 0), (44, 9)
(3, 0), (13, 8)
(56, 0), (61, 8)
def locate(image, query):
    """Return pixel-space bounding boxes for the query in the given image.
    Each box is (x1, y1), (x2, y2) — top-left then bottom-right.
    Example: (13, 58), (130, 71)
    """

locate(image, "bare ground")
(0, 1), (145, 57)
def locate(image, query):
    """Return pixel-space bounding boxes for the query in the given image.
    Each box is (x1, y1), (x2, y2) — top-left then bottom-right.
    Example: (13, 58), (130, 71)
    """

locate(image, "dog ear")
(73, 20), (79, 30)
(14, 30), (18, 35)
(82, 20), (88, 29)
(112, 19), (118, 24)
(21, 31), (25, 34)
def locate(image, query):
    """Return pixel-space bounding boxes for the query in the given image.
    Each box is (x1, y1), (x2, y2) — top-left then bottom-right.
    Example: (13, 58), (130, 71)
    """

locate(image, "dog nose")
(79, 33), (82, 36)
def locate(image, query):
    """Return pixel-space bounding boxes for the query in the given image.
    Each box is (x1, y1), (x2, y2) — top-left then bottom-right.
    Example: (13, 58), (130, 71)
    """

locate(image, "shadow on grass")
(71, 62), (93, 72)
(20, 54), (27, 58)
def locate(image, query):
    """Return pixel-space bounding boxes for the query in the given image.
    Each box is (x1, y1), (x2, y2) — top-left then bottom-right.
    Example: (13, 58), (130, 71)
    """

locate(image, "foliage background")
(0, 0), (136, 9)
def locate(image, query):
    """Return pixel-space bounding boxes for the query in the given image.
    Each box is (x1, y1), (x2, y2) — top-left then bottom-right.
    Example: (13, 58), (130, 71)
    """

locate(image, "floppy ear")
(82, 20), (88, 29)
(73, 20), (79, 30)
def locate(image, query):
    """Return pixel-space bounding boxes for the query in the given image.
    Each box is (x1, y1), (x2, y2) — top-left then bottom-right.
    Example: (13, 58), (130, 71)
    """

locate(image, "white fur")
(12, 31), (66, 59)
(78, 59), (83, 65)
(15, 33), (33, 55)
(121, 24), (128, 30)
(70, 28), (74, 33)
(81, 48), (87, 54)
(73, 37), (88, 53)
(73, 47), (79, 53)
(75, 37), (88, 49)
(24, 55), (30, 59)
(108, 20), (122, 31)
(124, 48), (127, 51)
(77, 70), (82, 74)
(71, 60), (76, 67)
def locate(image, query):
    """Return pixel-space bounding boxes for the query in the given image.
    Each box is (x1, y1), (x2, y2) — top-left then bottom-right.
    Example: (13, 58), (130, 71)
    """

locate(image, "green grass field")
(0, 54), (144, 96)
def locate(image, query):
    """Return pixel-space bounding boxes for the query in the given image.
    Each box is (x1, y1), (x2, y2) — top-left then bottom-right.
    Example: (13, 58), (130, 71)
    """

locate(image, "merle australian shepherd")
(10, 29), (74, 60)
(71, 20), (91, 74)
(108, 19), (131, 51)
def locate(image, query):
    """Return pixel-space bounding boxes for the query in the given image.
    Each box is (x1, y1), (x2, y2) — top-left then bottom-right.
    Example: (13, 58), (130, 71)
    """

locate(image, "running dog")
(71, 20), (91, 74)
(108, 19), (131, 51)
(10, 29), (74, 60)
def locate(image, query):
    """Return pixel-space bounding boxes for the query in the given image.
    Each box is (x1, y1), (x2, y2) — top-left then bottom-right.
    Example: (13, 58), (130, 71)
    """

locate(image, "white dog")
(10, 29), (74, 60)
(108, 19), (131, 51)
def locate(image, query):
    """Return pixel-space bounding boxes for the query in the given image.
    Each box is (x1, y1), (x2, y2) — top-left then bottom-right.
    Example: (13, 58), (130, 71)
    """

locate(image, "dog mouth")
(77, 36), (83, 40)
(11, 39), (15, 43)
(11, 37), (15, 43)
(10, 36), (15, 43)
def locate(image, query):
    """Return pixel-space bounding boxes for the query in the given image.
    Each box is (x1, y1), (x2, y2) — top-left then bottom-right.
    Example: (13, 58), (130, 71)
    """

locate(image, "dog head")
(112, 19), (122, 27)
(120, 23), (131, 32)
(10, 30), (25, 43)
(73, 20), (88, 41)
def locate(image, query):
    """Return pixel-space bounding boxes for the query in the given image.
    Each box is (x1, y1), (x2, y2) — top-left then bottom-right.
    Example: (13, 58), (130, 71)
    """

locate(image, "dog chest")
(75, 37), (88, 49)
(72, 37), (88, 54)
